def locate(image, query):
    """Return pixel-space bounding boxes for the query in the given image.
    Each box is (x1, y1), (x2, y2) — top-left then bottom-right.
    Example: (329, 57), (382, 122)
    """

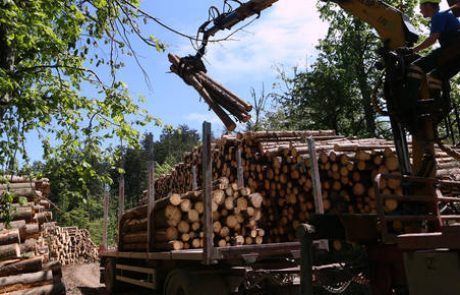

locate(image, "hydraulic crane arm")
(195, 0), (279, 58)
(194, 0), (418, 59)
(329, 0), (418, 49)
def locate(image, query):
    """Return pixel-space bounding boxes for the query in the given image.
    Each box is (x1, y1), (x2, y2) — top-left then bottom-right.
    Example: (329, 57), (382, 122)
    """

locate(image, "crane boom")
(181, 0), (453, 177)
(203, 0), (279, 36)
(195, 0), (279, 58)
(197, 0), (418, 54)
(330, 0), (418, 49)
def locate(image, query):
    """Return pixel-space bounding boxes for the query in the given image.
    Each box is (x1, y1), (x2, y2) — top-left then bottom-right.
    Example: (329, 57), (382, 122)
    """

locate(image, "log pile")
(43, 225), (99, 266)
(169, 53), (252, 131)
(0, 176), (65, 294)
(151, 131), (341, 200)
(133, 130), (460, 247)
(121, 178), (266, 251)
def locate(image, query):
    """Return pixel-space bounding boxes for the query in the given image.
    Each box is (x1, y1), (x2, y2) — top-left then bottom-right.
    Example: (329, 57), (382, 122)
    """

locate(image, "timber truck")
(100, 0), (460, 294)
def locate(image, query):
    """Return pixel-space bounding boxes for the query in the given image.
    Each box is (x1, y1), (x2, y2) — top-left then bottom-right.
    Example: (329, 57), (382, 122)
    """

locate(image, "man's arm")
(413, 32), (440, 52)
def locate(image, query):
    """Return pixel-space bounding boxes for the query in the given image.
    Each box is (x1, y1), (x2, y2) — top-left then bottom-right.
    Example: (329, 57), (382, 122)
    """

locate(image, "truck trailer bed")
(101, 241), (301, 263)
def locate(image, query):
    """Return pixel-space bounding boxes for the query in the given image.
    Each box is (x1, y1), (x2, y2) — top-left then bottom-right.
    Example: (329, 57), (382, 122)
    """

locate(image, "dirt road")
(62, 263), (151, 295)
(62, 263), (104, 295)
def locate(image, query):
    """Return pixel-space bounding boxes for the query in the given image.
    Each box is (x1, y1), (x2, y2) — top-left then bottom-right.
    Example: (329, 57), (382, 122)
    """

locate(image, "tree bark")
(0, 256), (44, 277)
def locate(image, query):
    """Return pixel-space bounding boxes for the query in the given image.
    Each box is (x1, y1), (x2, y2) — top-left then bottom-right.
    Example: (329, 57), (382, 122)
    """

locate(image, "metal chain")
(321, 279), (353, 294)
(315, 246), (370, 294)
(319, 273), (369, 294)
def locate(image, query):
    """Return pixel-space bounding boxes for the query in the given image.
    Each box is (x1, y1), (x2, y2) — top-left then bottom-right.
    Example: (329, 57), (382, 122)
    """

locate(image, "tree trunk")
(0, 270), (53, 293)
(0, 243), (20, 261)
(0, 256), (44, 277)
(0, 229), (20, 246)
(4, 282), (65, 295)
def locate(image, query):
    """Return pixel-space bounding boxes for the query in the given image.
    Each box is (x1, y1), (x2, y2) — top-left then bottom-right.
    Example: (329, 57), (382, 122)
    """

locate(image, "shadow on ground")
(76, 287), (105, 295)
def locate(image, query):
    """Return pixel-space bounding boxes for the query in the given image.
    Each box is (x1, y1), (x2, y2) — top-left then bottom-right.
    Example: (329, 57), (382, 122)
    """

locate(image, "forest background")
(1, 0), (455, 244)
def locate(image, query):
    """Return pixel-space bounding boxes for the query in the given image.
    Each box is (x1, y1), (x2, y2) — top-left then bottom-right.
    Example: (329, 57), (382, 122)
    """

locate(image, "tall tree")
(154, 125), (200, 165)
(266, 0), (420, 137)
(267, 62), (364, 135)
(110, 126), (200, 209)
(0, 0), (164, 189)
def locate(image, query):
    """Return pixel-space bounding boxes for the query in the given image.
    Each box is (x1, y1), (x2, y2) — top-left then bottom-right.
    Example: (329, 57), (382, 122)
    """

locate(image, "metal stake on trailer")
(236, 146), (244, 188)
(147, 161), (156, 252)
(296, 224), (315, 295)
(202, 121), (217, 265)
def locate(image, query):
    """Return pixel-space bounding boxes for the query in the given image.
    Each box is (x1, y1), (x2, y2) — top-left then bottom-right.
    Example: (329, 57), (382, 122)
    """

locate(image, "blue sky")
(25, 0), (451, 162)
(24, 0), (328, 162)
(117, 0), (445, 135)
(126, 0), (328, 132)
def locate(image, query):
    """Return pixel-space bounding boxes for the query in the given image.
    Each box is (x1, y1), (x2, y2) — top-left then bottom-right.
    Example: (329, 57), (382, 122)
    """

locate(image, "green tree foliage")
(266, 0), (420, 137)
(0, 0), (164, 191)
(154, 124), (200, 165)
(111, 133), (153, 209)
(111, 125), (200, 209)
(266, 64), (364, 135)
(26, 140), (109, 220)
(24, 148), (116, 245)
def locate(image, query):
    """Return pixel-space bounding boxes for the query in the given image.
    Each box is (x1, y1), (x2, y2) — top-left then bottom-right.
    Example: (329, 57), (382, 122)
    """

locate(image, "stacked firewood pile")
(121, 178), (266, 251)
(43, 225), (99, 266)
(135, 130), (460, 246)
(0, 176), (65, 294)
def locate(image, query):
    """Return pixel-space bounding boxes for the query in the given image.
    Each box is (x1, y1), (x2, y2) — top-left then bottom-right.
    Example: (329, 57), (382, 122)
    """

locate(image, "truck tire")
(163, 269), (230, 295)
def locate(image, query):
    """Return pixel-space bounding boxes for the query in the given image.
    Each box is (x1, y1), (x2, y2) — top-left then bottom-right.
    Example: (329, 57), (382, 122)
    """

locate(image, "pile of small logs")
(169, 53), (252, 131)
(137, 131), (460, 245)
(121, 178), (265, 251)
(0, 176), (65, 295)
(43, 225), (99, 266)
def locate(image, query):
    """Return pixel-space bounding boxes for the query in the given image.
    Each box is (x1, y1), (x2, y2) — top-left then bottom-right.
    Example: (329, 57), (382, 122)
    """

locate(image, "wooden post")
(147, 161), (156, 252)
(102, 185), (110, 251)
(118, 175), (125, 234)
(236, 146), (244, 188)
(202, 122), (215, 265)
(192, 165), (198, 191)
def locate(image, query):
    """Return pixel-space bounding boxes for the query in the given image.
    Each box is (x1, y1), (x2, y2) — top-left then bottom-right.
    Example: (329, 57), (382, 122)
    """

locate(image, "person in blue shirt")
(406, 0), (460, 101)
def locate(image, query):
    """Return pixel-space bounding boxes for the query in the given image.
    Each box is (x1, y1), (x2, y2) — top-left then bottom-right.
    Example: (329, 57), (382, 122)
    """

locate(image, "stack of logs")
(120, 178), (265, 251)
(43, 225), (99, 266)
(0, 176), (65, 295)
(135, 130), (460, 247)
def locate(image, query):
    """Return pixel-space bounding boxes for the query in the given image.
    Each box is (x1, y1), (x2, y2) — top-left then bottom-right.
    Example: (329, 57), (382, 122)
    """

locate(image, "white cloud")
(201, 0), (328, 82)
